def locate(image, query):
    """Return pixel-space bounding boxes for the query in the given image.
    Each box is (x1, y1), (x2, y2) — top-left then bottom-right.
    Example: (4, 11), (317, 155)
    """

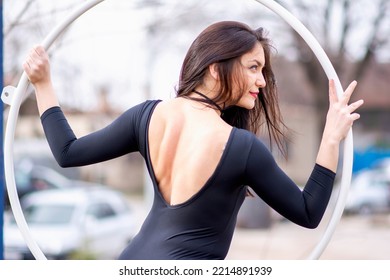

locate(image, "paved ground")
(129, 196), (390, 260)
(227, 213), (390, 260)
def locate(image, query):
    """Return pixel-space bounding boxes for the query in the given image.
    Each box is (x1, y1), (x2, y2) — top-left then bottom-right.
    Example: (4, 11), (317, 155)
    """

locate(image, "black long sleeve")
(40, 101), (157, 167)
(244, 137), (335, 228)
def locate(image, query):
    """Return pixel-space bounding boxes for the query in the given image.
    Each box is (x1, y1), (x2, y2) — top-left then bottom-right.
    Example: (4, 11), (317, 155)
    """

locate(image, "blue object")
(353, 147), (390, 174)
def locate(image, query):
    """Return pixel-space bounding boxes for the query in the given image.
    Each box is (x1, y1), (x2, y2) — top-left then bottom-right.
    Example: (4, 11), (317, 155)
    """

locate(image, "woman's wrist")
(315, 137), (340, 173)
(33, 79), (53, 93)
(33, 81), (60, 116)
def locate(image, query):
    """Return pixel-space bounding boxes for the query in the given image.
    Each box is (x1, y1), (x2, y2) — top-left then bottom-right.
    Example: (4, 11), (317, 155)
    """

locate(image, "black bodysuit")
(41, 100), (335, 260)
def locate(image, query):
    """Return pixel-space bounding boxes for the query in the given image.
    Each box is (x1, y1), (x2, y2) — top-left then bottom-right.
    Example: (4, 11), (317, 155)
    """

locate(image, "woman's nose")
(256, 75), (266, 88)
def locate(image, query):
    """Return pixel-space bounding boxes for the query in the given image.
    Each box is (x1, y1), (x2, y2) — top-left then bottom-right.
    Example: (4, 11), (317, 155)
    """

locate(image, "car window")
(86, 203), (117, 220)
(30, 167), (70, 189)
(30, 178), (55, 191)
(23, 204), (75, 224)
(15, 169), (30, 192)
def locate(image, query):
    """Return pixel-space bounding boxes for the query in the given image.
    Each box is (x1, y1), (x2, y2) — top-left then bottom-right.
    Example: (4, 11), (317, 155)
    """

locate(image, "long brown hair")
(177, 21), (287, 154)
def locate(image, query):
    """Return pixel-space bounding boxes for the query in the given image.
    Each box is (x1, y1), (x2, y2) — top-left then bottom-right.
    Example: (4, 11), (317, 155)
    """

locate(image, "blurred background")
(1, 0), (389, 259)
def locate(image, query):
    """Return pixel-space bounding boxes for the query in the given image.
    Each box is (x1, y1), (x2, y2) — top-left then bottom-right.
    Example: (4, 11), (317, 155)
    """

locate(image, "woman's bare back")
(148, 98), (233, 206)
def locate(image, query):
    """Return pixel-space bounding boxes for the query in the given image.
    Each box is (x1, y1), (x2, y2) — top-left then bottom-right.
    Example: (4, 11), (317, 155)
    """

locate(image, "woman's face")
(234, 42), (266, 110)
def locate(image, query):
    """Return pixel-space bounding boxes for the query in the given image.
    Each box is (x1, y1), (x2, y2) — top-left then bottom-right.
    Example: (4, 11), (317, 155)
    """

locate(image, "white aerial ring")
(2, 0), (353, 260)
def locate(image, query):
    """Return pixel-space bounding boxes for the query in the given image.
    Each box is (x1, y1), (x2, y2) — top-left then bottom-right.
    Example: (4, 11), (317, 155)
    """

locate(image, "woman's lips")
(250, 92), (259, 98)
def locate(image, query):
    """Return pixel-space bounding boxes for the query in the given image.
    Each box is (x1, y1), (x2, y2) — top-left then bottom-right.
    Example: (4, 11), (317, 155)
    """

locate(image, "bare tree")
(277, 0), (390, 132)
(3, 0), (82, 114)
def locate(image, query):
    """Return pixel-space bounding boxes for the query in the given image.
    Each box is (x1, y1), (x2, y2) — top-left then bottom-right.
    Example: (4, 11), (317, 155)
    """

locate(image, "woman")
(23, 21), (363, 259)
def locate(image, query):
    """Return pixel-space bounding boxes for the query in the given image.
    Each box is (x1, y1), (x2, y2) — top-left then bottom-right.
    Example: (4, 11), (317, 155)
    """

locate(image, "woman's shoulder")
(231, 127), (257, 142)
(139, 99), (162, 108)
(124, 99), (162, 115)
(229, 128), (271, 154)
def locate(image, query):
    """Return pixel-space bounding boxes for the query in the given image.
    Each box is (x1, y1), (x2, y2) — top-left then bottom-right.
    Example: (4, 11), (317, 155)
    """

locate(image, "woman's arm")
(245, 80), (363, 228)
(40, 106), (144, 167)
(245, 139), (335, 228)
(22, 46), (146, 167)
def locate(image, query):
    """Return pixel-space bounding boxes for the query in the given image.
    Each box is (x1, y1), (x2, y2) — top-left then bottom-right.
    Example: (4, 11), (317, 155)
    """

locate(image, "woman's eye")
(250, 65), (258, 71)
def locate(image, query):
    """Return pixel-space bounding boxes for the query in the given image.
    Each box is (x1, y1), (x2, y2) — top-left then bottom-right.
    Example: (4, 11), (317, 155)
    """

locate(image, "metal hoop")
(3, 0), (353, 260)
(3, 0), (106, 260)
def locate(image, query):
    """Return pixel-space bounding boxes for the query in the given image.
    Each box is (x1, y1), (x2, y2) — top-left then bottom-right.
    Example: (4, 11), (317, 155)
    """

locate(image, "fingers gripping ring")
(3, 0), (352, 260)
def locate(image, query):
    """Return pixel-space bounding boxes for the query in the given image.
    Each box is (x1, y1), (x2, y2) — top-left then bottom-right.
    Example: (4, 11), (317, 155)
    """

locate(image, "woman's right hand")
(22, 46), (59, 116)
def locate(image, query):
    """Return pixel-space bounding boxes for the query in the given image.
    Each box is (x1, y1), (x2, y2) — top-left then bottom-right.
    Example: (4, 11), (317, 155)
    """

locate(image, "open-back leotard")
(41, 100), (335, 260)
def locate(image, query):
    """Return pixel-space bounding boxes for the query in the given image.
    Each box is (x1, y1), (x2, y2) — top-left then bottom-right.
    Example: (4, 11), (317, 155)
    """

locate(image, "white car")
(4, 187), (136, 259)
(344, 169), (390, 215)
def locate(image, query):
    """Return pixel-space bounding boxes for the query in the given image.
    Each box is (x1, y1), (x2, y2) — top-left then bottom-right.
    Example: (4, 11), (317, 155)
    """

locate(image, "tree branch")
(350, 0), (389, 81)
(323, 0), (334, 51)
(333, 0), (352, 75)
(4, 0), (35, 37)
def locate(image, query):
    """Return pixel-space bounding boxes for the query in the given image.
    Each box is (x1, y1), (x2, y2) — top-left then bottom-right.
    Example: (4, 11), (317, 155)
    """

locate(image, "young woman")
(23, 21), (363, 259)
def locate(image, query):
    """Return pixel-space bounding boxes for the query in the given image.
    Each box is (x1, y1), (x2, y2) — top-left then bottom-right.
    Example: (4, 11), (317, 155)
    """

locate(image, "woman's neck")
(192, 90), (223, 113)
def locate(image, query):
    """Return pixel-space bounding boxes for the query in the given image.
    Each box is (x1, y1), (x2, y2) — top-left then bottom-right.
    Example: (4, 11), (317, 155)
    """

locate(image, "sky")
(4, 0), (387, 111)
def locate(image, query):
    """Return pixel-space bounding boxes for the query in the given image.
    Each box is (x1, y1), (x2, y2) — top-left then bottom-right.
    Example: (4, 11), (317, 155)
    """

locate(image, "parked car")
(344, 169), (390, 215)
(4, 187), (136, 260)
(3, 163), (75, 209)
(3, 161), (103, 209)
(372, 158), (390, 175)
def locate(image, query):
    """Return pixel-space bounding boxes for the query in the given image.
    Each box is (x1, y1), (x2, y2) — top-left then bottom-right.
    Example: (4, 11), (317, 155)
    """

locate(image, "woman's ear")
(208, 63), (219, 81)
